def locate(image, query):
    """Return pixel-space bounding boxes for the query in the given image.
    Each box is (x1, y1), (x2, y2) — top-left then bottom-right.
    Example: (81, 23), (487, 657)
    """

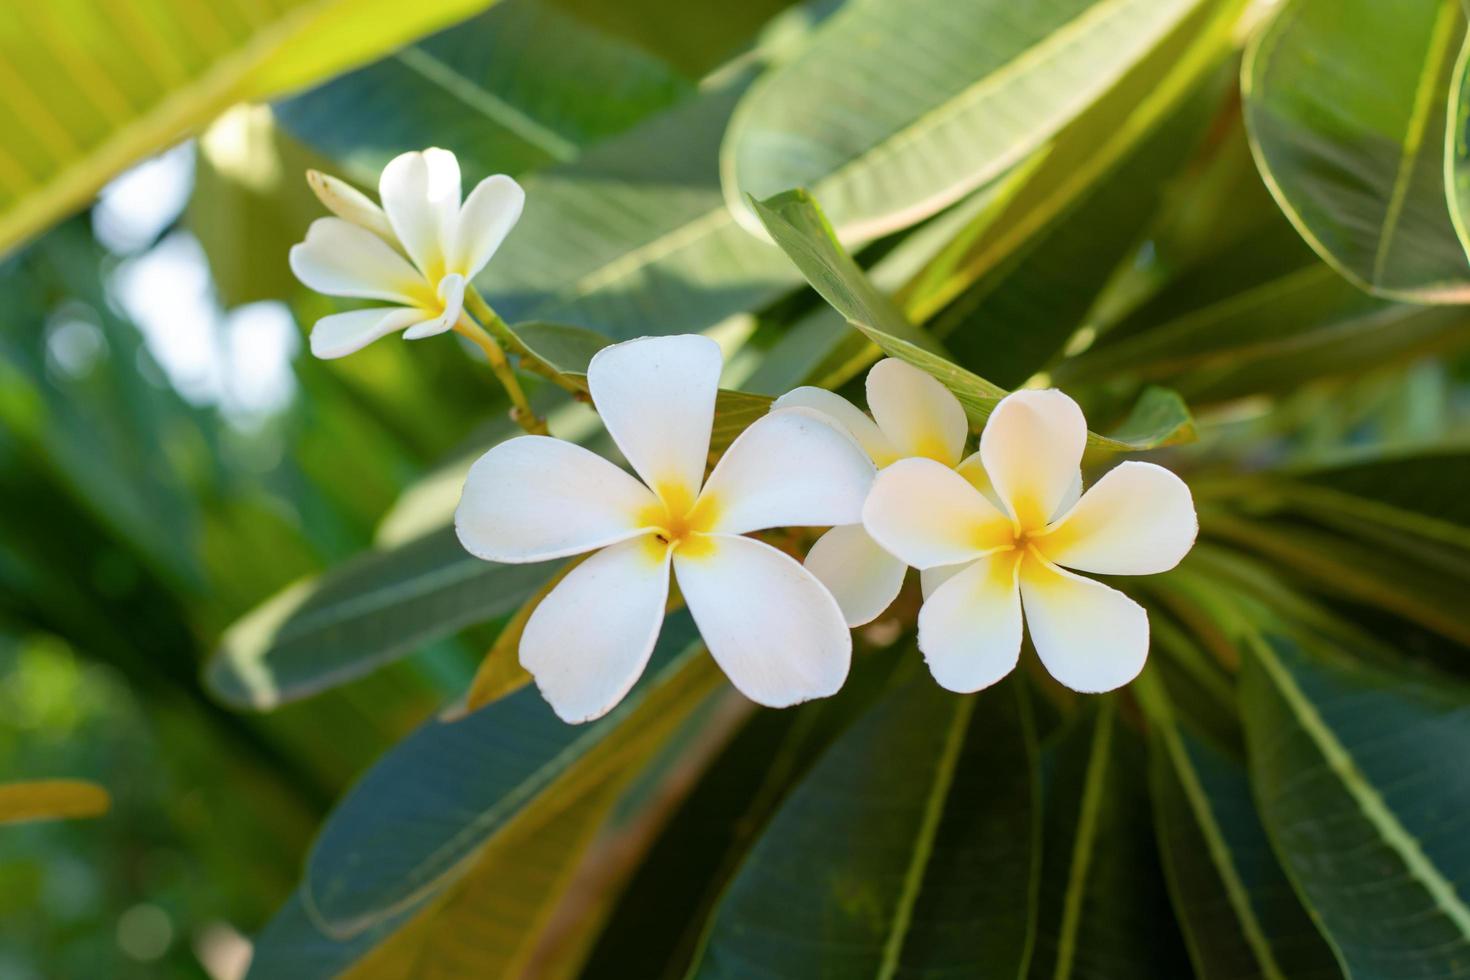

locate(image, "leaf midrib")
(1053, 700), (1115, 980)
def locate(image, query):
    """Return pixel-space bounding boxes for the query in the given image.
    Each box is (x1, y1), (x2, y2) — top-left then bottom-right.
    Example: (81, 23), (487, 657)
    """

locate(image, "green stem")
(451, 314), (548, 436)
(463, 288), (574, 390)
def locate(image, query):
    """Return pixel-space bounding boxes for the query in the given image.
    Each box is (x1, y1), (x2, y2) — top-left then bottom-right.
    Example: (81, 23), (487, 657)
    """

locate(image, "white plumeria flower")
(771, 358), (972, 627)
(289, 148), (524, 359)
(862, 389), (1197, 694)
(455, 334), (876, 724)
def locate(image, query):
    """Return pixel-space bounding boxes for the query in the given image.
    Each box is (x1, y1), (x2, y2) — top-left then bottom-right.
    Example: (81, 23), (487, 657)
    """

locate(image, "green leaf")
(304, 611), (718, 936)
(0, 779), (110, 825)
(273, 0), (690, 185)
(0, 0), (495, 253)
(207, 527), (553, 710)
(1240, 633), (1470, 975)
(722, 0), (1216, 241)
(1134, 669), (1340, 980)
(751, 190), (1195, 450)
(690, 670), (1038, 978)
(1243, 0), (1470, 301)
(1029, 696), (1190, 979)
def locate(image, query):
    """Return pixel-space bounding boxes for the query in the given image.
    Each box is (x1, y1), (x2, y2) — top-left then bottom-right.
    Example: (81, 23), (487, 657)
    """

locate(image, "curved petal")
(290, 218), (425, 304)
(402, 273), (465, 340)
(1038, 461), (1197, 575)
(980, 389), (1087, 529)
(306, 169), (395, 242)
(452, 174), (524, 278)
(701, 410), (874, 534)
(308, 306), (423, 359)
(867, 358), (968, 466)
(1019, 554), (1148, 693)
(771, 387), (895, 465)
(674, 535), (850, 707)
(917, 551), (1023, 693)
(380, 149), (461, 279)
(456, 436), (659, 563)
(920, 561), (971, 600)
(587, 335), (722, 502)
(804, 524), (907, 627)
(862, 458), (1014, 569)
(521, 537), (671, 723)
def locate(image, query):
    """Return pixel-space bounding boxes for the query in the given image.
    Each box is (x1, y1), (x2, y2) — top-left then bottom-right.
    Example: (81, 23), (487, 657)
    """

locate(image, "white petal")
(380, 149), (461, 279)
(804, 524), (907, 627)
(981, 389), (1087, 530)
(402, 273), (465, 340)
(920, 562), (970, 600)
(862, 458), (1014, 569)
(456, 436), (660, 563)
(308, 306), (423, 359)
(290, 218), (426, 304)
(918, 552), (1023, 693)
(674, 535), (850, 707)
(1038, 461), (1197, 575)
(521, 537), (670, 724)
(867, 358), (968, 466)
(306, 169), (395, 242)
(1020, 554), (1148, 693)
(771, 387), (895, 465)
(452, 174), (524, 278)
(587, 335), (721, 502)
(701, 410), (875, 535)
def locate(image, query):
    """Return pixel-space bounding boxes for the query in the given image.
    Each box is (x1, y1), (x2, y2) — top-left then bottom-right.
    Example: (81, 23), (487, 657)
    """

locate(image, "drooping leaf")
(1134, 669), (1340, 980)
(1240, 633), (1470, 975)
(207, 527), (553, 710)
(0, 0), (497, 253)
(273, 0), (691, 185)
(1243, 0), (1470, 301)
(722, 0), (1216, 241)
(691, 670), (1038, 979)
(304, 612), (717, 936)
(0, 779), (110, 825)
(1029, 696), (1190, 980)
(751, 190), (1195, 450)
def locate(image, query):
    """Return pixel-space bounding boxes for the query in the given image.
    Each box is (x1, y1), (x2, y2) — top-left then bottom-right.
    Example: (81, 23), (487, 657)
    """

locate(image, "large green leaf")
(304, 612), (717, 936)
(751, 190), (1196, 450)
(0, 0), (496, 253)
(273, 0), (690, 185)
(1240, 634), (1470, 975)
(207, 527), (553, 710)
(690, 670), (1038, 978)
(1029, 697), (1190, 979)
(1243, 0), (1470, 301)
(722, 0), (1212, 241)
(1135, 669), (1340, 980)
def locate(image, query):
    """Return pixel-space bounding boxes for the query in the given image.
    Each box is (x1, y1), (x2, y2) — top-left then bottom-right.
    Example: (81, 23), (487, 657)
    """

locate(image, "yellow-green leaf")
(0, 779), (111, 825)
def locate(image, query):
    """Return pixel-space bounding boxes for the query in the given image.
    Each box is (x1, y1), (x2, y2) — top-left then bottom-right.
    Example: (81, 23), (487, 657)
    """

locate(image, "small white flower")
(289, 148), (524, 359)
(862, 388), (1198, 694)
(455, 335), (877, 723)
(771, 358), (971, 627)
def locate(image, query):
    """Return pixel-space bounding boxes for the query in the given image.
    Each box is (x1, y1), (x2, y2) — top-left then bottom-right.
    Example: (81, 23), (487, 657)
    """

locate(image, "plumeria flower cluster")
(290, 148), (523, 359)
(289, 146), (1198, 722)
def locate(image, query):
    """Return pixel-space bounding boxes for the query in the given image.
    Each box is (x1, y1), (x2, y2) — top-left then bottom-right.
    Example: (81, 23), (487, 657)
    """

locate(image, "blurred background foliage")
(3, 0), (1470, 977)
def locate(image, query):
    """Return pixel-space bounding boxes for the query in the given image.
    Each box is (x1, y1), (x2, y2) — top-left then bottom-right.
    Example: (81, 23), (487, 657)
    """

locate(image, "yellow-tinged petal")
(980, 389), (1086, 530)
(700, 409), (874, 535)
(309, 307), (424, 359)
(866, 358), (968, 466)
(771, 387), (896, 465)
(588, 335), (721, 505)
(290, 217), (427, 305)
(862, 458), (1014, 569)
(917, 550), (1023, 693)
(674, 534), (850, 707)
(380, 149), (460, 282)
(1019, 551), (1148, 693)
(1037, 461), (1196, 575)
(456, 435), (660, 563)
(520, 536), (671, 723)
(452, 174), (524, 278)
(306, 169), (395, 242)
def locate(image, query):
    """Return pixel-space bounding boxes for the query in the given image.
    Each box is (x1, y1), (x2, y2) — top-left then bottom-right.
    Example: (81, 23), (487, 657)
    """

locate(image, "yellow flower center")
(639, 482), (721, 561)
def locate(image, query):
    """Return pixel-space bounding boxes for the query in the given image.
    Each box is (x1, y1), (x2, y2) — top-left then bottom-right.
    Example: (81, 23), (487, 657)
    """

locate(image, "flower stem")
(452, 315), (548, 436)
(462, 288), (582, 392)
